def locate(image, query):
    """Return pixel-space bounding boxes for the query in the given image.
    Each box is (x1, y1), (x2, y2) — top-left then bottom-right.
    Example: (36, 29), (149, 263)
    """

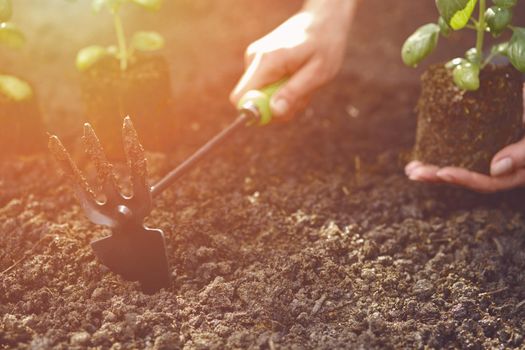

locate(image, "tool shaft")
(151, 112), (253, 197)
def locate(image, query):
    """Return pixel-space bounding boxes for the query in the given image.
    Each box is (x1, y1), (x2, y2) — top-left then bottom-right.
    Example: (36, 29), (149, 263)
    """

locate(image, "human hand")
(230, 0), (358, 120)
(405, 85), (525, 193)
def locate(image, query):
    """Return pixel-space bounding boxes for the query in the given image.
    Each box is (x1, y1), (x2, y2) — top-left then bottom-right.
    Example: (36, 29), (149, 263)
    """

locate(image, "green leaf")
(0, 22), (25, 49)
(131, 0), (162, 11)
(493, 0), (517, 8)
(435, 0), (478, 30)
(486, 6), (512, 37)
(76, 45), (108, 72)
(402, 24), (440, 67)
(465, 47), (479, 63)
(438, 17), (451, 37)
(453, 62), (480, 90)
(491, 42), (509, 55)
(131, 31), (164, 52)
(507, 27), (525, 72)
(0, 0), (12, 22)
(445, 57), (467, 69)
(0, 75), (32, 101)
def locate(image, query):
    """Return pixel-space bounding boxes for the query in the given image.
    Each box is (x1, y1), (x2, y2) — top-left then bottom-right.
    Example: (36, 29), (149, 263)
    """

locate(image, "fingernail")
(405, 161), (422, 175)
(436, 170), (453, 182)
(491, 157), (513, 177)
(408, 167), (424, 181)
(270, 98), (289, 117)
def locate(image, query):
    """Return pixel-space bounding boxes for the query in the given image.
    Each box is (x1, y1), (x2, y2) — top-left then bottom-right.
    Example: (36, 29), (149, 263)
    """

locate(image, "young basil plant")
(0, 0), (32, 101)
(402, 0), (525, 91)
(76, 0), (165, 72)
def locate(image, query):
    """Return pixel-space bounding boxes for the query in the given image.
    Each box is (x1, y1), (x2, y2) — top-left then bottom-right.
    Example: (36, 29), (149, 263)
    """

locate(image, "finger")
(490, 137), (525, 176)
(405, 160), (423, 176)
(436, 167), (525, 193)
(270, 59), (326, 119)
(274, 93), (313, 123)
(244, 43), (257, 68)
(408, 164), (441, 182)
(230, 50), (291, 106)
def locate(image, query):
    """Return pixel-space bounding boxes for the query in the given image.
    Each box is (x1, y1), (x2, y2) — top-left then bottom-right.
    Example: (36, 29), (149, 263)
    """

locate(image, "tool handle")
(151, 80), (287, 197)
(150, 113), (252, 197)
(237, 79), (287, 125)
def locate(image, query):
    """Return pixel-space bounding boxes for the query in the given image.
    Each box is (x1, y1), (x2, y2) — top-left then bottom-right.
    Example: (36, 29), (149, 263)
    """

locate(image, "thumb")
(490, 137), (525, 176)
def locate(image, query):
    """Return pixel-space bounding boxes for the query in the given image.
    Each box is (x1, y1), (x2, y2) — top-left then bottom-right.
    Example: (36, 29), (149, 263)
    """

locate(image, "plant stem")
(482, 51), (497, 68)
(113, 11), (128, 71)
(476, 0), (486, 64)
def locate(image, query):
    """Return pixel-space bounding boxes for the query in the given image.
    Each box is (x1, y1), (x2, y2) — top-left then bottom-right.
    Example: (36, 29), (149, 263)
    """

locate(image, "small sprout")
(131, 31), (164, 52)
(0, 1), (32, 101)
(486, 6), (512, 37)
(453, 62), (480, 91)
(77, 0), (165, 72)
(401, 23), (440, 67)
(403, 0), (525, 90)
(76, 45), (109, 72)
(0, 75), (32, 101)
(0, 0), (12, 22)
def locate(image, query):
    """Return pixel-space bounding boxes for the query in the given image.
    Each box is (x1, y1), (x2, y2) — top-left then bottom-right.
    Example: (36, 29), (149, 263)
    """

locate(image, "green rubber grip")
(237, 79), (287, 125)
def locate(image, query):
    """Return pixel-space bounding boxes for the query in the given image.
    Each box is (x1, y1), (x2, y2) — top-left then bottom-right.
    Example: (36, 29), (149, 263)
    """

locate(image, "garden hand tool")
(49, 80), (286, 294)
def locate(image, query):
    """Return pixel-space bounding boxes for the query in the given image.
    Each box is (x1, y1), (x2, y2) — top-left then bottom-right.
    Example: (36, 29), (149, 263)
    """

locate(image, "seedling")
(0, 0), (32, 101)
(76, 0), (165, 72)
(402, 0), (525, 91)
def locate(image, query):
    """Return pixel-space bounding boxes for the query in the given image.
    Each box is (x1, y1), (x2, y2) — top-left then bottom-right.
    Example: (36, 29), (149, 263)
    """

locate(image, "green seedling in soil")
(402, 0), (525, 91)
(0, 0), (32, 101)
(76, 0), (165, 72)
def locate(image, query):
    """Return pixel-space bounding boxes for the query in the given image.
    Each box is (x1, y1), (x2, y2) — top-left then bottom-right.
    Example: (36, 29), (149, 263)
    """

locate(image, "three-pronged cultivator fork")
(49, 117), (170, 294)
(49, 80), (286, 293)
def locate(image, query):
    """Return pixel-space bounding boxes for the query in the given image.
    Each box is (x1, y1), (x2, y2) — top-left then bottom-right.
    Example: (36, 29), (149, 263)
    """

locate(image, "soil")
(81, 56), (173, 159)
(414, 64), (524, 174)
(2, 1), (525, 349)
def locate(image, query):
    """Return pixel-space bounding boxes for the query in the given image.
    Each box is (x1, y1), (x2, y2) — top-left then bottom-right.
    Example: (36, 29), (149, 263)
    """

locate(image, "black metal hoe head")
(49, 117), (170, 294)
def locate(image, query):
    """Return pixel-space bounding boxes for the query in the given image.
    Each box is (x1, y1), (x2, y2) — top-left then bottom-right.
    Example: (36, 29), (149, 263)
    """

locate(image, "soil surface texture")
(2, 1), (525, 349)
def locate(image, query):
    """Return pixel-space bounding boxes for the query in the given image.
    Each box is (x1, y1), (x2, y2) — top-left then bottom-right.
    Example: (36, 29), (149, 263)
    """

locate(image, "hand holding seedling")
(76, 0), (164, 72)
(230, 0), (359, 120)
(403, 0), (525, 192)
(406, 86), (525, 193)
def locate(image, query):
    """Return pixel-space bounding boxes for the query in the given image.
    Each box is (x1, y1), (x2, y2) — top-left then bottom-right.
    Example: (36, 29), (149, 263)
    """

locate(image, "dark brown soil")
(2, 1), (525, 349)
(81, 56), (173, 159)
(414, 64), (524, 174)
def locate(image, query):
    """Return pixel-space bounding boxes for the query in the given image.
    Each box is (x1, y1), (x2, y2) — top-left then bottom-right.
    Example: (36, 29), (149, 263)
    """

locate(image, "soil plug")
(73, 0), (173, 159)
(402, 0), (525, 173)
(0, 0), (44, 157)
